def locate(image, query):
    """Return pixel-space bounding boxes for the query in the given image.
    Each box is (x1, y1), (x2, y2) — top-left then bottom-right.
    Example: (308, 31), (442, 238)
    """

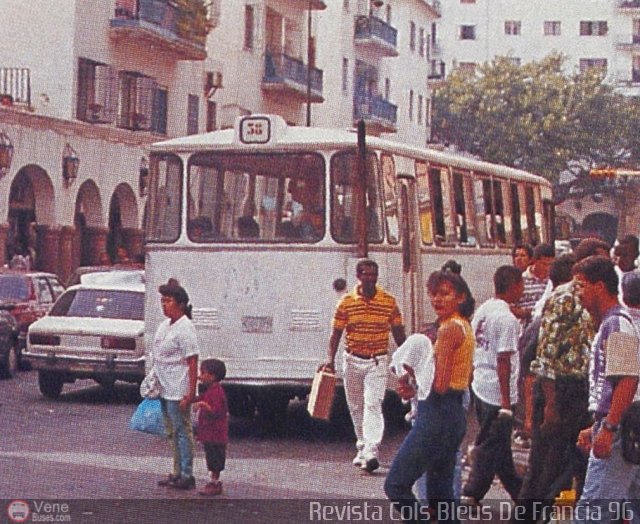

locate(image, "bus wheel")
(255, 393), (290, 422)
(227, 390), (255, 418)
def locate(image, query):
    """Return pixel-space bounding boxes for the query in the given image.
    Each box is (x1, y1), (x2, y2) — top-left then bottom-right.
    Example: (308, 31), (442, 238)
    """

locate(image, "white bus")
(145, 114), (554, 418)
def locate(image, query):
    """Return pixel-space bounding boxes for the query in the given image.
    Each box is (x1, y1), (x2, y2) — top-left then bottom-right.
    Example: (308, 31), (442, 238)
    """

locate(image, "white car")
(24, 278), (145, 399)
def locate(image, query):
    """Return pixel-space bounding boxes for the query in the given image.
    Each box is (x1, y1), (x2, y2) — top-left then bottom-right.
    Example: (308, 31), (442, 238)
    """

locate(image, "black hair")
(158, 278), (193, 319)
(532, 243), (555, 260)
(574, 238), (610, 261)
(623, 273), (640, 308)
(572, 256), (619, 296)
(201, 358), (226, 381)
(512, 243), (533, 258)
(619, 234), (640, 256)
(441, 259), (462, 275)
(494, 265), (523, 295)
(356, 258), (378, 275)
(549, 253), (577, 288)
(426, 270), (475, 319)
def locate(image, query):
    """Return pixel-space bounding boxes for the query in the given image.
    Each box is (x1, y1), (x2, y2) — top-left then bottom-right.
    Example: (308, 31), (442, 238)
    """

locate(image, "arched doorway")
(74, 180), (103, 267)
(581, 213), (618, 246)
(107, 183), (140, 262)
(6, 166), (55, 269)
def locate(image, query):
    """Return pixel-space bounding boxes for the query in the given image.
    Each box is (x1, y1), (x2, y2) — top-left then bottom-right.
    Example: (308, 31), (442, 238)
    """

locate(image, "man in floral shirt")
(514, 240), (608, 523)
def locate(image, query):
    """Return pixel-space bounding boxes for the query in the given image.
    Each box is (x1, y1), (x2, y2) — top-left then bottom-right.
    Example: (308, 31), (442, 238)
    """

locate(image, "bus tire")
(255, 392), (290, 422)
(227, 389), (255, 418)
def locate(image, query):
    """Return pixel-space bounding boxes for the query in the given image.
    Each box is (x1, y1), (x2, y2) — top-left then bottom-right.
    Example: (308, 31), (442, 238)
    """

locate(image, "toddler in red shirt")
(193, 358), (228, 496)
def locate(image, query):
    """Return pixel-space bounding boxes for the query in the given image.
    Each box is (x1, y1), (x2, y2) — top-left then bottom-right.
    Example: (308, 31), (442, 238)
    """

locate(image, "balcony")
(262, 53), (324, 103)
(0, 68), (31, 108)
(354, 15), (398, 57)
(109, 0), (207, 61)
(353, 94), (397, 133)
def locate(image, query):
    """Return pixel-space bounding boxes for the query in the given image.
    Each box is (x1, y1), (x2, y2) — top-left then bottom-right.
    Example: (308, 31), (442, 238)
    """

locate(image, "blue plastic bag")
(129, 398), (167, 436)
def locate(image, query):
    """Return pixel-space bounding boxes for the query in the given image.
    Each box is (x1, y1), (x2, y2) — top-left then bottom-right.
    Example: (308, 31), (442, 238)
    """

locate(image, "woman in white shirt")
(154, 279), (200, 490)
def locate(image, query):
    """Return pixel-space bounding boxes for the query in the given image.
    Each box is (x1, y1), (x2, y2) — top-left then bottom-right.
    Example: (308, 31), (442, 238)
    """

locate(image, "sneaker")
(158, 473), (180, 487)
(199, 481), (223, 496)
(361, 457), (379, 473)
(168, 475), (196, 490)
(352, 452), (365, 467)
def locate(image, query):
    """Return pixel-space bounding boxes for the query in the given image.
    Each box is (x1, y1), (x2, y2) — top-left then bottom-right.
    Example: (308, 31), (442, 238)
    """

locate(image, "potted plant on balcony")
(173, 0), (209, 45)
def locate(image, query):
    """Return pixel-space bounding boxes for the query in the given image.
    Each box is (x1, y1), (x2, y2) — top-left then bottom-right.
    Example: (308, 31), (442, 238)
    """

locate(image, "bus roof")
(150, 115), (551, 188)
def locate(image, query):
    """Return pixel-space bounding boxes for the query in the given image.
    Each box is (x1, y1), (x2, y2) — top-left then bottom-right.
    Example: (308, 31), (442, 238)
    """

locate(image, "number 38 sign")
(239, 116), (271, 144)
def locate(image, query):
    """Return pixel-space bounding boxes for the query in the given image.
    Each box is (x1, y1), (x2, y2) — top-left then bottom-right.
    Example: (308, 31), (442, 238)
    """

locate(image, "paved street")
(0, 371), (527, 523)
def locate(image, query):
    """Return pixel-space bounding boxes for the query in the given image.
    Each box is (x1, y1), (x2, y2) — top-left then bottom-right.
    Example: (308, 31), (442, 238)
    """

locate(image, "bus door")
(394, 156), (424, 334)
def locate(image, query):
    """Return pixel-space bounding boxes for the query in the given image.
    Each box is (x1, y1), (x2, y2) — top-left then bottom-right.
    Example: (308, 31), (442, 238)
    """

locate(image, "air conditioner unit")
(205, 71), (223, 98)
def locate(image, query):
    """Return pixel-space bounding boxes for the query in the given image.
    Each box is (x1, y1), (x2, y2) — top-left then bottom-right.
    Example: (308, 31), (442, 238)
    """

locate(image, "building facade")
(0, 0), (442, 280)
(0, 0), (209, 280)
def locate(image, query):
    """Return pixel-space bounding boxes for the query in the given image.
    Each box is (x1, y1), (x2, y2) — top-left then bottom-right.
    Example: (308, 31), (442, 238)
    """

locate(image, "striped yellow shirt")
(333, 285), (403, 357)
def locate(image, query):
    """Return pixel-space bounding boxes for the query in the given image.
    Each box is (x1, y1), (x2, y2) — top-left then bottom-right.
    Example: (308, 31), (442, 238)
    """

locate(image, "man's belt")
(346, 350), (388, 360)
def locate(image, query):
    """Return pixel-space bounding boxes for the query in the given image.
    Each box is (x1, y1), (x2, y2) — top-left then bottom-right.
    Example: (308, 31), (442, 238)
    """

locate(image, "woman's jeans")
(385, 390), (467, 523)
(161, 398), (195, 479)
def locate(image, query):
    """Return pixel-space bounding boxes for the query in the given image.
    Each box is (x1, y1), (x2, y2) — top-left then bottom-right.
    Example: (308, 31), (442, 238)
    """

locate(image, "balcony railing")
(354, 15), (398, 57)
(110, 0), (207, 60)
(0, 68), (31, 107)
(353, 94), (397, 131)
(263, 52), (324, 102)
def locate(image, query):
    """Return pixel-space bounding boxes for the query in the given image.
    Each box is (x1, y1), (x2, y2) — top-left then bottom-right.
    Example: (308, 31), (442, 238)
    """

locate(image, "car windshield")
(0, 276), (29, 301)
(50, 289), (144, 320)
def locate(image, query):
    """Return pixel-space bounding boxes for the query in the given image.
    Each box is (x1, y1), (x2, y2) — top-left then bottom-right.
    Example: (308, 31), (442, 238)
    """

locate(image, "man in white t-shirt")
(462, 265), (523, 505)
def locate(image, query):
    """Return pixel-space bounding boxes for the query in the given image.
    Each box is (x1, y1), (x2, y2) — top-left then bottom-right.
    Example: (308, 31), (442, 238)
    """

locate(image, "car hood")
(29, 316), (144, 336)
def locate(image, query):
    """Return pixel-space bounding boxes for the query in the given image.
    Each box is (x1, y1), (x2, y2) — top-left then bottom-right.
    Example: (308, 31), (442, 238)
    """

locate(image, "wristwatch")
(601, 419), (619, 432)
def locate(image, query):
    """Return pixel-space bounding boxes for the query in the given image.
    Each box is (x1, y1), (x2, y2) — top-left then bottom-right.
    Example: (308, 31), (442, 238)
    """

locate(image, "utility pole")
(306, 0), (312, 127)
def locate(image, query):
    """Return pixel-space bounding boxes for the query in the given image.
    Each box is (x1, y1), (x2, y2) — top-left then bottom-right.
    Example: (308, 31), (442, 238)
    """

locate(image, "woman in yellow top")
(385, 269), (475, 524)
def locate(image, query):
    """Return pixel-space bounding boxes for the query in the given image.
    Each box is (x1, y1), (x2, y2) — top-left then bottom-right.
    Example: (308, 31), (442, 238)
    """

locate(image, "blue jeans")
(573, 422), (639, 524)
(161, 398), (195, 479)
(385, 390), (466, 523)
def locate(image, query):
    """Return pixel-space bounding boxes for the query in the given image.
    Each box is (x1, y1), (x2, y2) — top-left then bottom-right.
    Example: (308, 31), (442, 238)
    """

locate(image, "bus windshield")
(187, 152), (326, 242)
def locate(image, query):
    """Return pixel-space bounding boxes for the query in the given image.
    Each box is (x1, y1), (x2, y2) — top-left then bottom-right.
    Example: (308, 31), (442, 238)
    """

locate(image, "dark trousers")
(463, 396), (522, 501)
(513, 376), (590, 524)
(385, 390), (467, 524)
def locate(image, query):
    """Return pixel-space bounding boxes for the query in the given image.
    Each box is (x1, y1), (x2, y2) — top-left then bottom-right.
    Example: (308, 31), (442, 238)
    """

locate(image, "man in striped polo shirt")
(323, 259), (406, 473)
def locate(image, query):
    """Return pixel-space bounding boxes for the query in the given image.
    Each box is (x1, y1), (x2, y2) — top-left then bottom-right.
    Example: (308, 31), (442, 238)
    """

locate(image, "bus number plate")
(239, 117), (271, 144)
(241, 316), (273, 333)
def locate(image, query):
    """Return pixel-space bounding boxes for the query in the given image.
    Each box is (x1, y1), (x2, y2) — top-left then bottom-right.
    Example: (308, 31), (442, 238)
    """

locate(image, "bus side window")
(510, 182), (523, 245)
(428, 168), (446, 244)
(415, 161), (434, 245)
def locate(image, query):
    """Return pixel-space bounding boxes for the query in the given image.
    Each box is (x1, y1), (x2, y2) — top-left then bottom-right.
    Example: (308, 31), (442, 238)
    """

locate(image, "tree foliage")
(432, 53), (640, 185)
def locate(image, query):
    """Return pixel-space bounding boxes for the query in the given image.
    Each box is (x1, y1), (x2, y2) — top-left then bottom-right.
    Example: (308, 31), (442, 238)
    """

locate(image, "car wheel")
(38, 371), (64, 399)
(0, 345), (18, 379)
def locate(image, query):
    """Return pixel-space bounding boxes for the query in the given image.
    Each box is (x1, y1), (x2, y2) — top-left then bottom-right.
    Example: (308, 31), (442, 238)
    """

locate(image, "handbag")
(140, 368), (162, 399)
(129, 398), (167, 436)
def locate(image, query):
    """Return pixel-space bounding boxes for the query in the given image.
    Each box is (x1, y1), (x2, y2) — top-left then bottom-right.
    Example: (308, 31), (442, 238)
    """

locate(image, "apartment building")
(206, 0), (440, 147)
(0, 0), (209, 279)
(436, 0), (640, 96)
